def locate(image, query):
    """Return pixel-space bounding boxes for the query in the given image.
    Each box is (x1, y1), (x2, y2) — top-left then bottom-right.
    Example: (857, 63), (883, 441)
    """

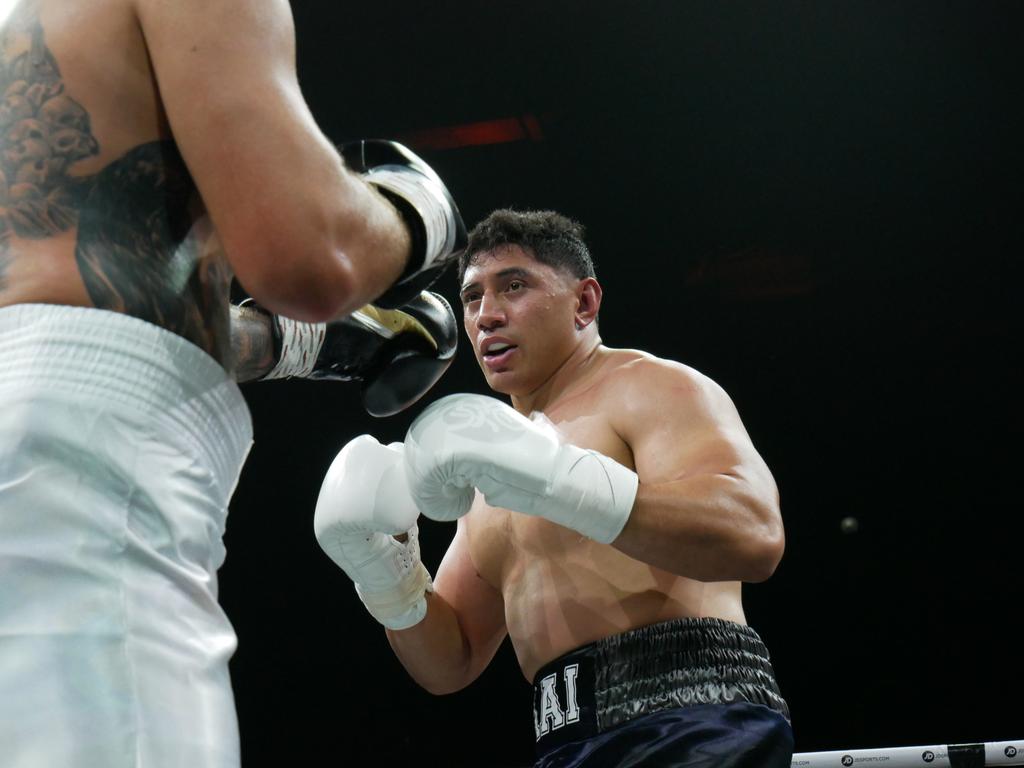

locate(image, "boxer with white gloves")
(315, 209), (793, 768)
(403, 393), (638, 544)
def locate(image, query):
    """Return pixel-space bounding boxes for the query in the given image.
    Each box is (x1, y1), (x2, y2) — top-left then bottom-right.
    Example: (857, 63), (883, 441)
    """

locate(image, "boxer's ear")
(574, 277), (601, 330)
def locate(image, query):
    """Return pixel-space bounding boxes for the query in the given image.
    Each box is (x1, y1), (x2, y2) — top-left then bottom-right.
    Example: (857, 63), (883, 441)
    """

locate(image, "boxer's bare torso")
(0, 0), (230, 360)
(463, 349), (747, 681)
(384, 241), (782, 696)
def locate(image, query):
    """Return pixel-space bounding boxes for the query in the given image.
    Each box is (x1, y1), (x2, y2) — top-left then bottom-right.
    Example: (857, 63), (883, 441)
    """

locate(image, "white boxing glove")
(403, 394), (639, 544)
(313, 435), (433, 630)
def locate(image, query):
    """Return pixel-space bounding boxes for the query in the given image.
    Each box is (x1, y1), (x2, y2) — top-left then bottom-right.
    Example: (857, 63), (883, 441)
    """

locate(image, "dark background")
(220, 2), (1022, 764)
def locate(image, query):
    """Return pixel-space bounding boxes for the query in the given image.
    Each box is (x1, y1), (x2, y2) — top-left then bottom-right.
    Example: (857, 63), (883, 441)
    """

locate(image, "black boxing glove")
(339, 140), (467, 308)
(257, 291), (457, 417)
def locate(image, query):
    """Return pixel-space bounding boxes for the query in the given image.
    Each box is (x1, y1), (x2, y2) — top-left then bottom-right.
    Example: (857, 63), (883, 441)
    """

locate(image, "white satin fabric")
(0, 304), (253, 768)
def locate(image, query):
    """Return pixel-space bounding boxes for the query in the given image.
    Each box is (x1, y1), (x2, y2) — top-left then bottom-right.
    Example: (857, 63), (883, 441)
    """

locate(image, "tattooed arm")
(0, 251), (10, 295)
(229, 304), (277, 383)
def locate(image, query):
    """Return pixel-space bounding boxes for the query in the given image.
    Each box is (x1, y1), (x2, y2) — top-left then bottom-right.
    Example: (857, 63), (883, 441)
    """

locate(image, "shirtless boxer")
(315, 210), (793, 767)
(0, 0), (462, 765)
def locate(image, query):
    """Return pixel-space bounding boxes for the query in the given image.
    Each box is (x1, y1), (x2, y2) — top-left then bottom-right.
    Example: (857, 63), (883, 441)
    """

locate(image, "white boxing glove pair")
(314, 394), (639, 629)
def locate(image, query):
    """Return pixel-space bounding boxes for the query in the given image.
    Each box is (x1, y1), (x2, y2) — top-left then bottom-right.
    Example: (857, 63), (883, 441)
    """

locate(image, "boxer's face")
(459, 245), (581, 396)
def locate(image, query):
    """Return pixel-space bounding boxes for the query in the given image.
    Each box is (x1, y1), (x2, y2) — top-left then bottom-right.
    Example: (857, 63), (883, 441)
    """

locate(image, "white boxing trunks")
(0, 304), (254, 768)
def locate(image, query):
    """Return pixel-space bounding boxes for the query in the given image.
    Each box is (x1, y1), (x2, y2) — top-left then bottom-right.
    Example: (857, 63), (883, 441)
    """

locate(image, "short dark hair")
(457, 209), (595, 283)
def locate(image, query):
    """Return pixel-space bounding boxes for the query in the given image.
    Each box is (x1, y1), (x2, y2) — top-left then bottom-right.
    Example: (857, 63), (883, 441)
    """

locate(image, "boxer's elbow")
(737, 506), (785, 583)
(232, 236), (362, 323)
(257, 257), (358, 322)
(407, 661), (476, 697)
(389, 628), (481, 696)
(418, 673), (472, 697)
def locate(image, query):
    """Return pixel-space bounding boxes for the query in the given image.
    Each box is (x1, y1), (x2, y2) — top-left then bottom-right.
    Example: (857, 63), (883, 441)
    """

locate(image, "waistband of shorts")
(531, 617), (790, 758)
(0, 304), (253, 501)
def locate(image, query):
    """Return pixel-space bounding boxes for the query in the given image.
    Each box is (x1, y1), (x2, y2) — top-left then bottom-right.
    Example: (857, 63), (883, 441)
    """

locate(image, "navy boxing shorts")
(531, 617), (793, 768)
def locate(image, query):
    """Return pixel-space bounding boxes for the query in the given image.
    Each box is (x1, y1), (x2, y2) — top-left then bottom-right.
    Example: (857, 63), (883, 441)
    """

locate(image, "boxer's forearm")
(613, 474), (784, 583)
(228, 304), (276, 382)
(385, 592), (475, 695)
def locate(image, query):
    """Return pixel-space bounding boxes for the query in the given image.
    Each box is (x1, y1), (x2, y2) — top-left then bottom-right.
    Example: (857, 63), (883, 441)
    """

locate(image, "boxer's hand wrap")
(263, 316), (326, 379)
(403, 394), (639, 544)
(258, 291), (457, 416)
(339, 140), (467, 308)
(314, 435), (433, 630)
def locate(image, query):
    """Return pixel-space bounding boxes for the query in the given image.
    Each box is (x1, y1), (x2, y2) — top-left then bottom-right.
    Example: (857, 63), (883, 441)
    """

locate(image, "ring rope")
(793, 739), (1023, 767)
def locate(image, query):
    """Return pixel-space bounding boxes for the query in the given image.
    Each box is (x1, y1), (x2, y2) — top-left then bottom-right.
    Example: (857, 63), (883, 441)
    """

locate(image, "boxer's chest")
(464, 395), (634, 589)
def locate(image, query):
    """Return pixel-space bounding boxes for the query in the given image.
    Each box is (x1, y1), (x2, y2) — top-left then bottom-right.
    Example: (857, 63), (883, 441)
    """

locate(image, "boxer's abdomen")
(500, 516), (748, 681)
(466, 499), (748, 682)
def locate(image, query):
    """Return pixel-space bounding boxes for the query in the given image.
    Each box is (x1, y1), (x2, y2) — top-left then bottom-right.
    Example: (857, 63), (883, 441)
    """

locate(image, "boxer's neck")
(511, 331), (604, 415)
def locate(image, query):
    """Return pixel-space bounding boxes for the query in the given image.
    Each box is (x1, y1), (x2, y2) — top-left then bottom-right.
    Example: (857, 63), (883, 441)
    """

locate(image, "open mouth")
(482, 342), (518, 367)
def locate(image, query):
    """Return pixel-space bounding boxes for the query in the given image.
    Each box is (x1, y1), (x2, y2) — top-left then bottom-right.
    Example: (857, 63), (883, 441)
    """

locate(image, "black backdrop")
(220, 2), (1022, 764)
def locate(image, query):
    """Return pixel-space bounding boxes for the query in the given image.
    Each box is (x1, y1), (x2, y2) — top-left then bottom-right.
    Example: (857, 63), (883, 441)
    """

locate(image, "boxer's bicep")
(609, 361), (783, 580)
(433, 518), (508, 682)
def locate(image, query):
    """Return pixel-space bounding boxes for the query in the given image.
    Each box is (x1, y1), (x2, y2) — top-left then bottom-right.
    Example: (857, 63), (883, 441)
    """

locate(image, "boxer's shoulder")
(558, 348), (737, 471)
(604, 347), (712, 389)
(607, 348), (726, 406)
(573, 347), (717, 424)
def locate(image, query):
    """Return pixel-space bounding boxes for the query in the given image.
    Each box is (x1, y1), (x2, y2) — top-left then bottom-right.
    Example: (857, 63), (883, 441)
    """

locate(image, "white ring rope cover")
(793, 739), (1023, 767)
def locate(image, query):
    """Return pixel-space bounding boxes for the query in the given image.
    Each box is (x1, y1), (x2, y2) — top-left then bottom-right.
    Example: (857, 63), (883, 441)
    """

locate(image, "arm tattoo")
(229, 304), (277, 383)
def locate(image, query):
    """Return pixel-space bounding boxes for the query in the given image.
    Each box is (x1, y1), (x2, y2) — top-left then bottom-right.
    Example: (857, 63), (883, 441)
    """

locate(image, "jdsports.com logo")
(839, 757), (890, 765)
(921, 751), (935, 763)
(1007, 746), (1019, 758)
